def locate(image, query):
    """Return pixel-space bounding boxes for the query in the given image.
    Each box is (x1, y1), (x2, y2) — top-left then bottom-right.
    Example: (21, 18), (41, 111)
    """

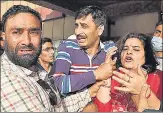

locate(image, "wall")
(111, 12), (159, 37)
(1, 1), (40, 19)
(42, 16), (75, 40)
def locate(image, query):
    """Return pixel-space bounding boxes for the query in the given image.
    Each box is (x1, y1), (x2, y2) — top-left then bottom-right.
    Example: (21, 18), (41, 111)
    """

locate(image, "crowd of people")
(0, 4), (162, 112)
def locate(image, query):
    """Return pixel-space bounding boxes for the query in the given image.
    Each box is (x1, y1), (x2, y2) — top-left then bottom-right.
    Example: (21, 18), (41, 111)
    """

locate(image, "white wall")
(42, 15), (75, 40)
(42, 12), (159, 40)
(111, 12), (159, 37)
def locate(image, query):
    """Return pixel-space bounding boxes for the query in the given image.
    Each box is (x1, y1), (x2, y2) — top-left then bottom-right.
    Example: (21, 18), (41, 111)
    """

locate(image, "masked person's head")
(152, 20), (162, 52)
(2, 5), (42, 68)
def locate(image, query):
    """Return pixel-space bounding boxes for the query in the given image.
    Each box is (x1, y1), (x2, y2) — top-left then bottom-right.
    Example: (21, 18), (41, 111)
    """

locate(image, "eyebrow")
(11, 28), (23, 31)
(155, 30), (161, 33)
(10, 27), (41, 31)
(123, 46), (140, 48)
(29, 28), (41, 31)
(80, 22), (88, 26)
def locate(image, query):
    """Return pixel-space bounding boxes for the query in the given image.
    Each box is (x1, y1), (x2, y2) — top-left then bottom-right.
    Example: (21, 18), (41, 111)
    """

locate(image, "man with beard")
(0, 5), (66, 112)
(1, 5), (107, 112)
(50, 5), (117, 112)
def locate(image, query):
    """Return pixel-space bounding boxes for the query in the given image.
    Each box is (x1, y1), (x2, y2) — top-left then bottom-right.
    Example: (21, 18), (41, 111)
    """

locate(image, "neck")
(28, 65), (38, 72)
(86, 38), (100, 56)
(38, 60), (51, 72)
(155, 51), (163, 57)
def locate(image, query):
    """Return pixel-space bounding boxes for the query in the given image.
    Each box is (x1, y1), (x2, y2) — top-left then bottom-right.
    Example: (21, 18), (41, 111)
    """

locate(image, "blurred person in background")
(37, 37), (55, 80)
(151, 20), (162, 71)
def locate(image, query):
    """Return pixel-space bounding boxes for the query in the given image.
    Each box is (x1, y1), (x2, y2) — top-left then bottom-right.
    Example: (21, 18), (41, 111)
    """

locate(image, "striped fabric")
(70, 64), (99, 74)
(1, 53), (65, 112)
(57, 51), (72, 64)
(51, 39), (108, 112)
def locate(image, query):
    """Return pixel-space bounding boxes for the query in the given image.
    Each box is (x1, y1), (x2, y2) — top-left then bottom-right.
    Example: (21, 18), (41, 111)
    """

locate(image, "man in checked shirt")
(1, 5), (105, 112)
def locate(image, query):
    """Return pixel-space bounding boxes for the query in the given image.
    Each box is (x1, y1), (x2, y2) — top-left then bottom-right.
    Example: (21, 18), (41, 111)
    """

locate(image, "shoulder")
(149, 69), (162, 76)
(59, 39), (80, 50)
(147, 69), (162, 86)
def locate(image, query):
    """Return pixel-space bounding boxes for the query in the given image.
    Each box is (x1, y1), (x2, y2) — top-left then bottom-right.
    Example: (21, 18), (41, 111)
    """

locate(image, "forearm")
(131, 94), (140, 109)
(96, 78), (111, 103)
(53, 71), (96, 95)
(147, 91), (160, 110)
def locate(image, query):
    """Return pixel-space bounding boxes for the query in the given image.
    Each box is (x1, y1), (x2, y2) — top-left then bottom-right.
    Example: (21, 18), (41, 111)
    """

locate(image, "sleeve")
(147, 70), (162, 100)
(63, 89), (92, 112)
(93, 97), (112, 112)
(1, 76), (48, 112)
(157, 70), (162, 100)
(51, 41), (96, 95)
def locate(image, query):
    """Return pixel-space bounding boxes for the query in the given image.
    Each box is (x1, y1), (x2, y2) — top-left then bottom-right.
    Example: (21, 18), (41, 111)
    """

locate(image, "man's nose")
(22, 32), (31, 45)
(75, 27), (83, 35)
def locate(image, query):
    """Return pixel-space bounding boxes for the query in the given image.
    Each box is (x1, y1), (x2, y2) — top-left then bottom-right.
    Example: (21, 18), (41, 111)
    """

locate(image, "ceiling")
(28, 0), (162, 21)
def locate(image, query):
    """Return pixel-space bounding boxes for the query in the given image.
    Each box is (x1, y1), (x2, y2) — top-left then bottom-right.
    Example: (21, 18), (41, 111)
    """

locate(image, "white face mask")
(151, 36), (163, 52)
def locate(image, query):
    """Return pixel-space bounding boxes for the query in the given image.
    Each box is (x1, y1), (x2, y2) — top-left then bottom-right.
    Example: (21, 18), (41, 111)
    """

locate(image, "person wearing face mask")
(151, 20), (163, 71)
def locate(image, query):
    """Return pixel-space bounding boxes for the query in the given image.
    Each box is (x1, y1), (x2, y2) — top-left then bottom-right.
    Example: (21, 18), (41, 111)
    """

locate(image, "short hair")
(75, 5), (106, 27)
(41, 37), (53, 45)
(116, 32), (159, 73)
(155, 20), (163, 27)
(2, 5), (42, 32)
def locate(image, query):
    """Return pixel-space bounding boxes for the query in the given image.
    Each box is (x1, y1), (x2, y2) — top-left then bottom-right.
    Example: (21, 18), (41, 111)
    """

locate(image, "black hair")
(75, 5), (106, 27)
(155, 20), (163, 27)
(116, 32), (159, 73)
(2, 5), (42, 32)
(41, 37), (53, 45)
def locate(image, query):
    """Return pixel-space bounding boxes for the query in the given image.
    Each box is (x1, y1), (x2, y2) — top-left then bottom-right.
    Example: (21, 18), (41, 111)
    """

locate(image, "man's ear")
(1, 32), (5, 40)
(98, 25), (104, 36)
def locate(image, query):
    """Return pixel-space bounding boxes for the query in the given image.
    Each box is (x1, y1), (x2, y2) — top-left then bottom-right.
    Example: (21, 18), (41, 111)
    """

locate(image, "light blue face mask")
(151, 36), (163, 52)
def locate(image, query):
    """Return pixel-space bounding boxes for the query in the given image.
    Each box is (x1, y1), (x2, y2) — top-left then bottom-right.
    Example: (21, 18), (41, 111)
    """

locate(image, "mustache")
(16, 43), (36, 52)
(76, 33), (87, 39)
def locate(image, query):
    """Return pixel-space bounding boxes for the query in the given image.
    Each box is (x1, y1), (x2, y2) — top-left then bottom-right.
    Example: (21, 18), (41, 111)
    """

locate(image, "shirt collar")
(2, 52), (33, 76)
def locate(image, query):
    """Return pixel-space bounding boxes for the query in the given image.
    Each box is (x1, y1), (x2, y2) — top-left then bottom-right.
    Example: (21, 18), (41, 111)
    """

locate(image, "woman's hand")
(93, 47), (117, 80)
(137, 84), (150, 112)
(112, 64), (147, 95)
